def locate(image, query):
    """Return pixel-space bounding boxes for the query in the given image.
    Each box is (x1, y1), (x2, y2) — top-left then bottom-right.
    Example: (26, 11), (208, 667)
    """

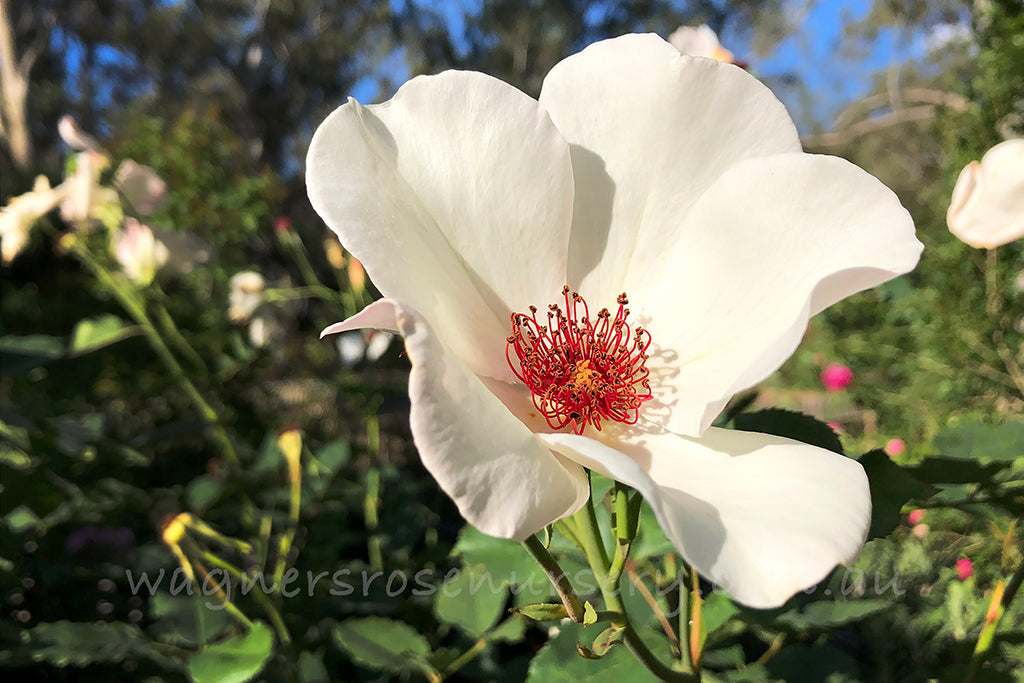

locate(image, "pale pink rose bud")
(114, 160), (168, 216)
(955, 558), (973, 581)
(111, 218), (169, 285)
(820, 363), (854, 392)
(273, 216), (293, 233)
(827, 421), (842, 433)
(885, 438), (906, 457)
(59, 151), (120, 230)
(947, 139), (1024, 249)
(912, 524), (929, 539)
(907, 509), (925, 526)
(58, 115), (103, 153)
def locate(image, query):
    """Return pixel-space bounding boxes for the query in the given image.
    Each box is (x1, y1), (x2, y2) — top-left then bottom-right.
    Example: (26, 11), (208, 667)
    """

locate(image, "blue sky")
(352, 0), (915, 132)
(748, 0), (908, 128)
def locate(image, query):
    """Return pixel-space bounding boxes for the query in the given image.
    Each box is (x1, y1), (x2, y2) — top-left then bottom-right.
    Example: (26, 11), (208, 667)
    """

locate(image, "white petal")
(393, 300), (588, 540)
(307, 71), (574, 380)
(539, 426), (869, 609)
(947, 139), (1024, 249)
(641, 153), (921, 436)
(320, 298), (400, 339)
(538, 33), (801, 304)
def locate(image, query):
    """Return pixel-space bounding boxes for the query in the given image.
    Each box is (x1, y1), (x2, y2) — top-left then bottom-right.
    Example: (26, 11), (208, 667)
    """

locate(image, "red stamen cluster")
(506, 286), (653, 434)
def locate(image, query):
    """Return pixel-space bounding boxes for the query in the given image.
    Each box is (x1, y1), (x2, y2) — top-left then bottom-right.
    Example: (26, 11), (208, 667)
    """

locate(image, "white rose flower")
(947, 139), (1024, 249)
(307, 34), (922, 608)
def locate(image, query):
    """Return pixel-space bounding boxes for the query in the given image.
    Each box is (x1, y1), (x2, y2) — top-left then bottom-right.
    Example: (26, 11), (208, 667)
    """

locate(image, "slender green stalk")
(69, 240), (241, 470)
(200, 550), (291, 644)
(522, 534), (584, 622)
(364, 468), (383, 570)
(276, 229), (330, 298)
(607, 484), (633, 588)
(150, 291), (209, 376)
(263, 285), (341, 304)
(364, 413), (383, 569)
(678, 560), (692, 670)
(272, 453), (303, 590)
(439, 636), (488, 680)
(573, 493), (696, 682)
(189, 556), (253, 631)
(687, 565), (703, 674)
(965, 561), (1024, 682)
(984, 248), (999, 318)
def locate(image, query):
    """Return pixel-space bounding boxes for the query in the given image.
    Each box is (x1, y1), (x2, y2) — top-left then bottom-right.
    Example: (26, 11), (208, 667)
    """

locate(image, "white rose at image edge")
(947, 139), (1024, 249)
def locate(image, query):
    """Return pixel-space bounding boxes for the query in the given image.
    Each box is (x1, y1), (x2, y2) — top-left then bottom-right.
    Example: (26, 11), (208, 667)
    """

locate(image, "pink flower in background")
(827, 422), (843, 433)
(912, 524), (929, 539)
(273, 216), (293, 233)
(955, 558), (973, 581)
(885, 438), (906, 457)
(821, 363), (854, 392)
(908, 509), (925, 526)
(112, 217), (170, 285)
(114, 160), (168, 216)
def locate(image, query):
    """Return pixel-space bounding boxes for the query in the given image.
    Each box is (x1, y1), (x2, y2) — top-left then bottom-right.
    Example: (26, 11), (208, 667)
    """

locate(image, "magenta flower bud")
(820, 363), (854, 392)
(885, 438), (906, 457)
(955, 558), (973, 581)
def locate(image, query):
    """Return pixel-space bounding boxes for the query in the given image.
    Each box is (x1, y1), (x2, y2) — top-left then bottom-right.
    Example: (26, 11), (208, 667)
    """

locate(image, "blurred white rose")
(111, 218), (169, 285)
(114, 160), (168, 217)
(947, 139), (1024, 249)
(0, 176), (65, 263)
(667, 24), (736, 63)
(228, 271), (266, 323)
(58, 114), (104, 153)
(336, 329), (394, 366)
(60, 151), (121, 230)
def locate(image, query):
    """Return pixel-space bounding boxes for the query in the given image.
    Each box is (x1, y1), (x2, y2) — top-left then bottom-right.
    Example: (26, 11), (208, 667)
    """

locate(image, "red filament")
(506, 286), (653, 434)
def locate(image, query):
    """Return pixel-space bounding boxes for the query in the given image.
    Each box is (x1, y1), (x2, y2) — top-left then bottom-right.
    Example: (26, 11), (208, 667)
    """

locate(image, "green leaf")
(148, 593), (231, 648)
(0, 334), (64, 374)
(489, 614), (527, 643)
(909, 457), (1004, 484)
(629, 501), (674, 560)
(589, 625), (624, 657)
(583, 601), (598, 625)
(187, 622), (274, 683)
(314, 439), (351, 473)
(51, 413), (105, 458)
(934, 422), (1024, 462)
(186, 475), (225, 514)
(733, 409), (843, 454)
(774, 598), (890, 630)
(331, 617), (433, 675)
(297, 651), (330, 683)
(4, 505), (42, 533)
(701, 591), (740, 640)
(434, 566), (509, 636)
(513, 603), (570, 621)
(68, 315), (139, 356)
(452, 526), (548, 589)
(765, 642), (860, 682)
(24, 621), (156, 667)
(526, 622), (661, 682)
(860, 450), (934, 539)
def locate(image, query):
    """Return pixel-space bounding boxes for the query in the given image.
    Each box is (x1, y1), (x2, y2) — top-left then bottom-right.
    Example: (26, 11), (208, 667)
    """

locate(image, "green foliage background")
(1, 1), (1021, 681)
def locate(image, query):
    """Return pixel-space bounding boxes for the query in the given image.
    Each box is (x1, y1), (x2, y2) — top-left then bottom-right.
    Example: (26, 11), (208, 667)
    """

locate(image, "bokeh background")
(1, 1), (1021, 681)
